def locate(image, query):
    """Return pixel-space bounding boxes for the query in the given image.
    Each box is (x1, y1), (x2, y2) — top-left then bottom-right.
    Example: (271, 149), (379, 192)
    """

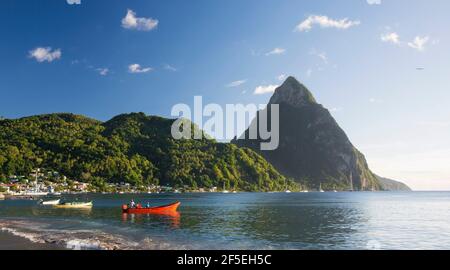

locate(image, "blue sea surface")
(1, 192), (450, 250)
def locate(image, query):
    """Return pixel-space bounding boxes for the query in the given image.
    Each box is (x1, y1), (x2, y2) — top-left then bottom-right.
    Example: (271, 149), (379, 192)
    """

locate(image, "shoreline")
(0, 231), (66, 250)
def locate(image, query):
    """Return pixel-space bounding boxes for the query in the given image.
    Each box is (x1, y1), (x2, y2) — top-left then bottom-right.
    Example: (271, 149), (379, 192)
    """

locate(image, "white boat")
(222, 182), (229, 193)
(53, 201), (93, 209)
(25, 169), (48, 196)
(302, 190), (309, 193)
(40, 199), (61, 205)
(284, 180), (291, 193)
(319, 183), (325, 193)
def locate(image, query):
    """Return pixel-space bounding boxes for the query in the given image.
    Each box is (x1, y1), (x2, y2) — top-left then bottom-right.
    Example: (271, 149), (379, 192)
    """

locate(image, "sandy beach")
(0, 231), (65, 250)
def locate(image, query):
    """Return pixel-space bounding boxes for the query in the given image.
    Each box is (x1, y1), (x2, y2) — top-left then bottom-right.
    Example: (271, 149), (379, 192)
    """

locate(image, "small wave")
(1, 227), (46, 245)
(0, 219), (186, 250)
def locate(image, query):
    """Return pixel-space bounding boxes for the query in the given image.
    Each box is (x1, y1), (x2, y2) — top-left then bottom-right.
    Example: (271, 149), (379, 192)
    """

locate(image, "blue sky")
(1, 0), (449, 190)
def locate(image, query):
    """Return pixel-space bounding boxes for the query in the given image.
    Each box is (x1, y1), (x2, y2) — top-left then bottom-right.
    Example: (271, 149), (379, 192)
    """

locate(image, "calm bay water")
(1, 192), (450, 250)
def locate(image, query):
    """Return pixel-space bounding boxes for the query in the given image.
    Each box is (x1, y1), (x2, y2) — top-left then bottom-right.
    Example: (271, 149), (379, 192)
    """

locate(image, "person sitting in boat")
(130, 199), (136, 208)
(146, 202), (150, 208)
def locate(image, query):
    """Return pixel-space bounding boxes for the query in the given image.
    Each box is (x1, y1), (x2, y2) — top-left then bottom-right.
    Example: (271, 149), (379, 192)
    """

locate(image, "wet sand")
(0, 231), (66, 250)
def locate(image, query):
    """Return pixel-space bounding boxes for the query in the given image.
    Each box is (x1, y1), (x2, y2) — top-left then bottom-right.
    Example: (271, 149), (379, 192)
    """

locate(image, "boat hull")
(122, 202), (180, 214)
(53, 202), (93, 209)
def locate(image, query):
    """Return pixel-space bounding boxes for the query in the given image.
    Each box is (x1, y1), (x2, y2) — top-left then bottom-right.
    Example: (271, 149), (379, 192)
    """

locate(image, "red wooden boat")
(122, 201), (181, 214)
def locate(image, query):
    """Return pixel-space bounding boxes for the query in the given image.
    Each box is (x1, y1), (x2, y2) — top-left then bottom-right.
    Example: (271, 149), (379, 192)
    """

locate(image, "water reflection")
(122, 212), (181, 228)
(31, 206), (93, 217)
(178, 194), (365, 249)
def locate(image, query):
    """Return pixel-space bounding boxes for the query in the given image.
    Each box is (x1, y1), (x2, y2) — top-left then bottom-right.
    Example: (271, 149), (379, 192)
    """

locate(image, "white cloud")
(66, 0), (81, 4)
(380, 31), (434, 52)
(369, 97), (384, 103)
(29, 47), (62, 63)
(295, 15), (360, 32)
(367, 0), (381, 5)
(226, 80), (247, 88)
(408, 36), (430, 52)
(277, 74), (287, 81)
(265, 47), (286, 56)
(163, 64), (177, 71)
(306, 68), (313, 78)
(128, 64), (153, 73)
(317, 52), (328, 63)
(330, 107), (343, 112)
(121, 9), (158, 31)
(254, 84), (279, 95)
(310, 49), (328, 64)
(381, 32), (400, 45)
(96, 68), (109, 76)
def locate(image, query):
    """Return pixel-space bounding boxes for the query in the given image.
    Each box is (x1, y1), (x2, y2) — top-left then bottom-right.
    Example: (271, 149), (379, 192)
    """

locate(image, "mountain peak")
(269, 76), (317, 108)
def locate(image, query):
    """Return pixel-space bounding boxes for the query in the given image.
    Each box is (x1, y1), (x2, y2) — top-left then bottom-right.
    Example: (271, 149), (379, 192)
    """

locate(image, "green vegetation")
(0, 113), (298, 192)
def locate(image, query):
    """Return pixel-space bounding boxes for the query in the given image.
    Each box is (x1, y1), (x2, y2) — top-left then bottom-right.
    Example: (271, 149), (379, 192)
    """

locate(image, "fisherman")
(130, 199), (136, 208)
(146, 202), (150, 208)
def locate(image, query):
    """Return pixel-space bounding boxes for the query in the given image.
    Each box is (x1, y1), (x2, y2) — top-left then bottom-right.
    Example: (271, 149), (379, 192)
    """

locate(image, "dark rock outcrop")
(233, 76), (392, 191)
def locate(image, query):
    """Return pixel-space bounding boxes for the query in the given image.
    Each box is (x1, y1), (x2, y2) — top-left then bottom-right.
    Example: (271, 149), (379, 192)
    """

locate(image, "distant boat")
(25, 169), (48, 196)
(53, 201), (93, 209)
(39, 199), (60, 205)
(222, 182), (229, 193)
(302, 190), (309, 193)
(333, 190), (338, 193)
(284, 180), (291, 193)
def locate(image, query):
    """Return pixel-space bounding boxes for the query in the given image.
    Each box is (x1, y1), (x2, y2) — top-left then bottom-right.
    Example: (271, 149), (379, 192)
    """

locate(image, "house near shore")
(0, 183), (12, 193)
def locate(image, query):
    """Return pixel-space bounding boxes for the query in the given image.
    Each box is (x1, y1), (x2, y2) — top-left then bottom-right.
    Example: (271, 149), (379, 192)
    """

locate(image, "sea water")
(1, 192), (450, 250)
